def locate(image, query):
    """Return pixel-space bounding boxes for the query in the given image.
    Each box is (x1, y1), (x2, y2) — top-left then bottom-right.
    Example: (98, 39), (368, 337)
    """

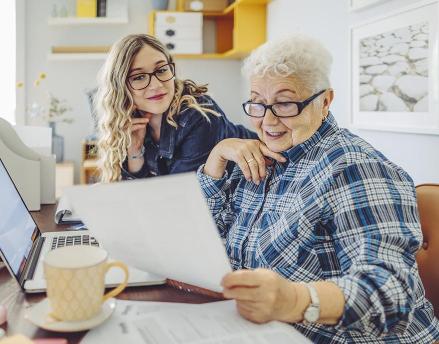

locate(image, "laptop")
(0, 158), (165, 293)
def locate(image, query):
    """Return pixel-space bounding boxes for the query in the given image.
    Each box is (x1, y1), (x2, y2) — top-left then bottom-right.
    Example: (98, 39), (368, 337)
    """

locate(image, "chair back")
(416, 183), (439, 318)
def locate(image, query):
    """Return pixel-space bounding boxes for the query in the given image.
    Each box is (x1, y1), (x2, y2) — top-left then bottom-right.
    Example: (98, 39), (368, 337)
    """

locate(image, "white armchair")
(0, 118), (56, 211)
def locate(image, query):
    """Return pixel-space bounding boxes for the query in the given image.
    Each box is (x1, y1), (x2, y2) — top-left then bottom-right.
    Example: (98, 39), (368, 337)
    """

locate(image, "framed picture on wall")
(349, 0), (389, 11)
(350, 0), (439, 135)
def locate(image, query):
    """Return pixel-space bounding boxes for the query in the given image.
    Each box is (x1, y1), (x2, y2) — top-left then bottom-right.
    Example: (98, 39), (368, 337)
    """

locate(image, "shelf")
(48, 16), (128, 25)
(150, 0), (268, 60)
(81, 141), (99, 184)
(48, 53), (108, 61)
(83, 159), (98, 168)
(176, 0), (270, 15)
(172, 50), (246, 59)
(222, 0), (269, 15)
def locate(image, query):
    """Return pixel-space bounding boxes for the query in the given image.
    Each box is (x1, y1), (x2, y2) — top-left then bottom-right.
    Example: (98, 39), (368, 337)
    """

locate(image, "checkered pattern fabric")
(198, 113), (439, 343)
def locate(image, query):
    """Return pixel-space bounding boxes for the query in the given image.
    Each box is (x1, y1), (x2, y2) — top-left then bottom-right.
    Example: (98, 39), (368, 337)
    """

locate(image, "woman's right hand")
(204, 138), (286, 184)
(127, 114), (151, 156)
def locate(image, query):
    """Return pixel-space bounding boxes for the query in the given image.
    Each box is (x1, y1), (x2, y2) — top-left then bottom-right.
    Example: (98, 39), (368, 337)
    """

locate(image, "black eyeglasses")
(127, 63), (175, 90)
(242, 89), (326, 118)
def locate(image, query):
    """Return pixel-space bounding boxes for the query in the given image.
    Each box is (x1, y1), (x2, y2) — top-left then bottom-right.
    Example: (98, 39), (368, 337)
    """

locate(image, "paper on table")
(54, 195), (82, 224)
(81, 300), (312, 344)
(64, 172), (232, 292)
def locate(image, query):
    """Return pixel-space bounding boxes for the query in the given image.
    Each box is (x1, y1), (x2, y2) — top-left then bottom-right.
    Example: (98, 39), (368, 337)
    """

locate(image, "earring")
(322, 112), (329, 122)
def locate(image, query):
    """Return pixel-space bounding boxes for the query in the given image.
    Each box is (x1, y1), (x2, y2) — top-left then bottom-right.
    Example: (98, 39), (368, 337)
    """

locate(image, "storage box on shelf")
(148, 0), (268, 59)
(155, 12), (203, 54)
(80, 141), (99, 184)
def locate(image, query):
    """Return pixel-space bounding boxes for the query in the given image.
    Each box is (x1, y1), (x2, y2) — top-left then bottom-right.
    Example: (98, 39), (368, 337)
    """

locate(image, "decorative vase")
(49, 122), (64, 163)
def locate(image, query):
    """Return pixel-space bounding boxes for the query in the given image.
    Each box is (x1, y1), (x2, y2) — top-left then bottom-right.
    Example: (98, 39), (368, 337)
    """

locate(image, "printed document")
(54, 195), (82, 224)
(65, 173), (232, 292)
(81, 300), (311, 344)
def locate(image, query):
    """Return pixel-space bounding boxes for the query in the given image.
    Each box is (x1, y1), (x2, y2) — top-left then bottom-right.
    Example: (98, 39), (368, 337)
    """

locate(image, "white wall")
(24, 0), (245, 182)
(0, 0), (16, 124)
(267, 0), (439, 184)
(16, 0), (26, 125)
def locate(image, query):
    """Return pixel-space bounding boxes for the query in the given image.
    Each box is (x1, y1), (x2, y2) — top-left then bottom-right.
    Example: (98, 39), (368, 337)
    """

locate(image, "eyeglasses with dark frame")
(242, 89), (326, 118)
(127, 63), (175, 90)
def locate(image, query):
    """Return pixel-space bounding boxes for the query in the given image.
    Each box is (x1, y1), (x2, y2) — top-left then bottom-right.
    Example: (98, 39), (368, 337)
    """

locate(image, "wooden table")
(0, 204), (220, 343)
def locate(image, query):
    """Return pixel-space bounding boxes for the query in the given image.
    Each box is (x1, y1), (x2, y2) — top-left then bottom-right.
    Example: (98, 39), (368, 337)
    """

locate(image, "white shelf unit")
(48, 16), (128, 25)
(47, 53), (108, 61)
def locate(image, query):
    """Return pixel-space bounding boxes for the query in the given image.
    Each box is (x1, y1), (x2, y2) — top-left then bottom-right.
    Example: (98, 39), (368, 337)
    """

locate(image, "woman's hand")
(127, 113), (151, 157)
(222, 269), (302, 324)
(222, 269), (346, 325)
(126, 112), (151, 173)
(203, 139), (286, 183)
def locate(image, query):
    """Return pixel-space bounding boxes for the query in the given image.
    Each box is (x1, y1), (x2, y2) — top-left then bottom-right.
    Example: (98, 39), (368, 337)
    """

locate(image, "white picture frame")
(349, 0), (389, 11)
(350, 0), (439, 135)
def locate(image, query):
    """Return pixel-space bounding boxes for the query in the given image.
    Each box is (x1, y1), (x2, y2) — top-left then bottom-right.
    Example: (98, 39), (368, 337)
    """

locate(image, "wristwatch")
(302, 283), (320, 323)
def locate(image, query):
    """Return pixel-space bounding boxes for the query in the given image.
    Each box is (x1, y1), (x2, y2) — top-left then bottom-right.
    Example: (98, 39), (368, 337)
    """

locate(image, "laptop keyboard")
(50, 234), (99, 250)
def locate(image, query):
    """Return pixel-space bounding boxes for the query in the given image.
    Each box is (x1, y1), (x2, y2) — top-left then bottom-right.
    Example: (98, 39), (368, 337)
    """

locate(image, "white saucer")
(26, 298), (116, 332)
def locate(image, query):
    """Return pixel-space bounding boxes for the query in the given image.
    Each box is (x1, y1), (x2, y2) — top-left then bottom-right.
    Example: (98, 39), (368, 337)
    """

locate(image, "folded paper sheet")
(54, 195), (82, 224)
(65, 173), (232, 292)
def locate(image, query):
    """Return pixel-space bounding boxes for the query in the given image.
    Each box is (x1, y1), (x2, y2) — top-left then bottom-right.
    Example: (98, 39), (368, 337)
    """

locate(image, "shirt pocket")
(312, 223), (342, 279)
(255, 211), (300, 268)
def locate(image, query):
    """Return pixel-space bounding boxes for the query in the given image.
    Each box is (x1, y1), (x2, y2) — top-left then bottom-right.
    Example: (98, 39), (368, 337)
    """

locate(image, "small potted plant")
(18, 73), (73, 162)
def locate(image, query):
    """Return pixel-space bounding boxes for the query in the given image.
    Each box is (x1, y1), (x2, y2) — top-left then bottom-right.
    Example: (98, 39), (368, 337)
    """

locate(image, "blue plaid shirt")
(197, 113), (439, 343)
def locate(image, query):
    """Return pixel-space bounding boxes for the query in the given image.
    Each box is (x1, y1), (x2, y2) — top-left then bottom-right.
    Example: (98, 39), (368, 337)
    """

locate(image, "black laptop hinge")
(20, 236), (45, 285)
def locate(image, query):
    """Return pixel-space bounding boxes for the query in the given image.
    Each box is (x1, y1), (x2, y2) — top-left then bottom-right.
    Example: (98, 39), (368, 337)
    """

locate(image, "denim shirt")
(121, 94), (256, 179)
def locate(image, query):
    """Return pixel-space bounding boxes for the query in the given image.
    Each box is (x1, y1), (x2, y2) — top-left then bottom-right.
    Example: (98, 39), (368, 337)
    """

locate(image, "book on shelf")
(97, 0), (107, 17)
(76, 0), (97, 17)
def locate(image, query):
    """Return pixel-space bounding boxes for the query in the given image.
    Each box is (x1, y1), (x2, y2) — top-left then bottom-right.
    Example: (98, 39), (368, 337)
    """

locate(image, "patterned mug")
(44, 245), (128, 321)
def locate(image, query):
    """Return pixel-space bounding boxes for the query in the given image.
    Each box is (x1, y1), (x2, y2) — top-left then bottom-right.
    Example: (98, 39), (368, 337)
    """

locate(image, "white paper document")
(54, 195), (82, 224)
(81, 300), (311, 344)
(65, 173), (232, 292)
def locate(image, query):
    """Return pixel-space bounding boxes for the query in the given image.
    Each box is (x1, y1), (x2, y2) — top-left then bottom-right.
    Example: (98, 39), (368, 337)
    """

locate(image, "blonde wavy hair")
(96, 34), (219, 182)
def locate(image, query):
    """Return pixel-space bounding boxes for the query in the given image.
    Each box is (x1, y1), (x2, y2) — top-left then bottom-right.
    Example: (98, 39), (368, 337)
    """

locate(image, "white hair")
(242, 34), (333, 93)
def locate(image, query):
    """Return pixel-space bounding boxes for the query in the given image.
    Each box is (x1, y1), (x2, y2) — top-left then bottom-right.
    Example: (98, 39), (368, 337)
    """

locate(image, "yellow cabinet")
(148, 0), (269, 59)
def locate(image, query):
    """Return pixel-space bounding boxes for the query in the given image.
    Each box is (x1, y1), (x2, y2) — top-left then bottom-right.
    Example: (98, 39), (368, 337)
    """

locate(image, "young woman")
(96, 34), (256, 182)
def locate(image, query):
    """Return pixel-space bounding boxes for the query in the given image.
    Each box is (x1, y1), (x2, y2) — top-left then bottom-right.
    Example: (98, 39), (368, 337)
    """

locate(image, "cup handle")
(102, 261), (129, 302)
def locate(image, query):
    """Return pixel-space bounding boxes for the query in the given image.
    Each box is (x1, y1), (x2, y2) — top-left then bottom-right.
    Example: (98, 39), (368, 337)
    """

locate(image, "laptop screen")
(0, 159), (39, 280)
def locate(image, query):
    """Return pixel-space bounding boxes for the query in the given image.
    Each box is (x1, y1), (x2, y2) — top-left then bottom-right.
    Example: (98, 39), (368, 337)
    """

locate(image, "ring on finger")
(246, 158), (255, 164)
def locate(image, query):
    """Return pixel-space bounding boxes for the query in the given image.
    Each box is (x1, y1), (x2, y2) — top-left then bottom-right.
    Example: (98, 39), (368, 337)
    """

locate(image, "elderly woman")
(197, 35), (439, 342)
